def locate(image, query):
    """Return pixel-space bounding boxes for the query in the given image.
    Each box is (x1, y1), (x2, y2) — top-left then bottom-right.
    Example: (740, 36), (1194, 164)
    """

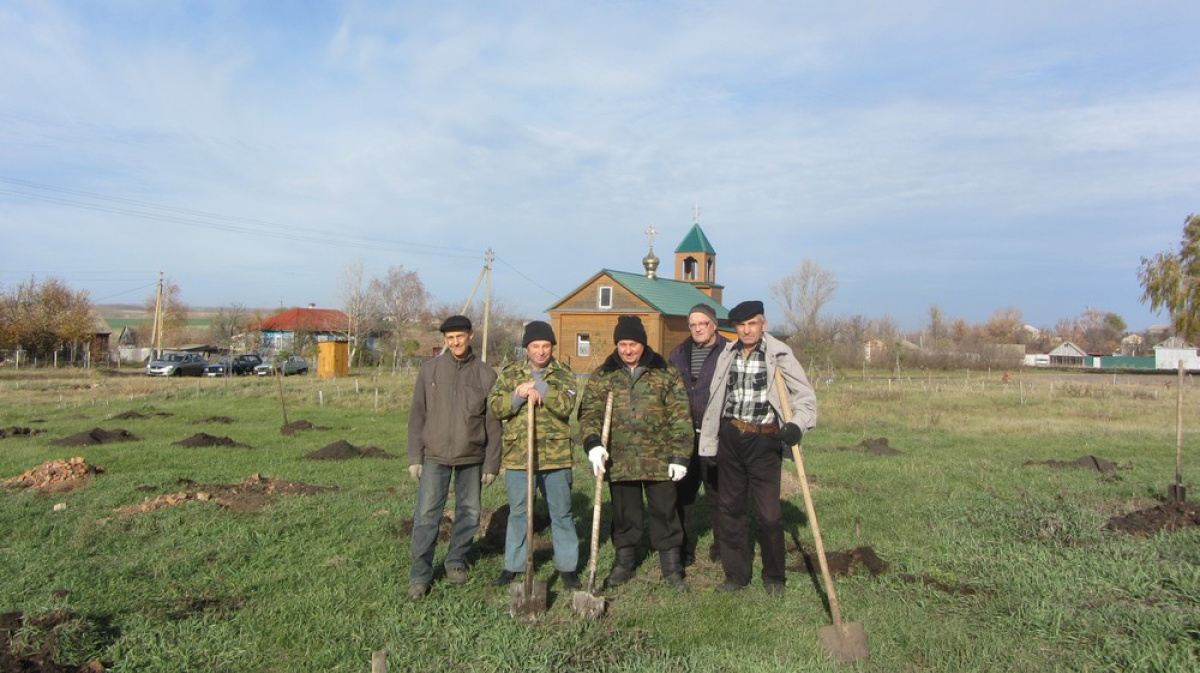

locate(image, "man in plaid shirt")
(698, 300), (817, 595)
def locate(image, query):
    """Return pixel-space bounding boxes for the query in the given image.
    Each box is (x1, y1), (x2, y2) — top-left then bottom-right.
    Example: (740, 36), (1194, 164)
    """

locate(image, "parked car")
(145, 352), (209, 377)
(254, 355), (309, 376)
(203, 354), (265, 377)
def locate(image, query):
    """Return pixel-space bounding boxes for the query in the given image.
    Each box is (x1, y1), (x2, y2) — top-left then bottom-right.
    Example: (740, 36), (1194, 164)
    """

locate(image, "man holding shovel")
(699, 300), (816, 596)
(668, 302), (730, 567)
(487, 321), (582, 591)
(406, 315), (501, 602)
(578, 315), (692, 590)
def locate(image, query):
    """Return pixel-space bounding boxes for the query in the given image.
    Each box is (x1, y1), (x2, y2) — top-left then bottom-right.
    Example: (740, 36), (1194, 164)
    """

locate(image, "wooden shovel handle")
(586, 393), (614, 592)
(524, 402), (536, 595)
(775, 368), (845, 627)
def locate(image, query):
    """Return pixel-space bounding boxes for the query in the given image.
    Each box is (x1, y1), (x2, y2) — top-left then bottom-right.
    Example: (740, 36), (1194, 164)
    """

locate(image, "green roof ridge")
(603, 269), (727, 318)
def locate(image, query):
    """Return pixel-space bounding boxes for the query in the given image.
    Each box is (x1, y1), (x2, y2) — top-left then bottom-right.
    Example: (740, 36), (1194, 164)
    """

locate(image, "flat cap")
(727, 300), (764, 324)
(439, 314), (473, 333)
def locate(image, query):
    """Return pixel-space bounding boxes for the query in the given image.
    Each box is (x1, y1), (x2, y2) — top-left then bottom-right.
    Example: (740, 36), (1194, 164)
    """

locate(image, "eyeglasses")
(688, 321), (713, 329)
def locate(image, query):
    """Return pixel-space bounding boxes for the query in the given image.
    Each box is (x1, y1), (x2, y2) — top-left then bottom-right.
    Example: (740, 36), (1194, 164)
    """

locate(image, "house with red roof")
(258, 305), (350, 355)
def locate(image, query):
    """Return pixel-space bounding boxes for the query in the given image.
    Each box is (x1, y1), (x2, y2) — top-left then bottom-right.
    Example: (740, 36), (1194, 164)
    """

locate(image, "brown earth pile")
(111, 411), (170, 420)
(50, 429), (138, 447)
(834, 437), (902, 456)
(195, 416), (234, 424)
(1, 458), (104, 492)
(303, 440), (395, 460)
(171, 433), (249, 448)
(1104, 501), (1200, 535)
(1024, 455), (1125, 471)
(281, 420), (329, 435)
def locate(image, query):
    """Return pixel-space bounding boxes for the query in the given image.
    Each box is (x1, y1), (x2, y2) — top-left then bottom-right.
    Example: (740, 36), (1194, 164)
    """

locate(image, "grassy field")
(0, 367), (1197, 672)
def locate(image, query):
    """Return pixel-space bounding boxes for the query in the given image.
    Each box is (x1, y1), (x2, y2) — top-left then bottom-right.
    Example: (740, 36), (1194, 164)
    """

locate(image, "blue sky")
(2, 1), (1198, 332)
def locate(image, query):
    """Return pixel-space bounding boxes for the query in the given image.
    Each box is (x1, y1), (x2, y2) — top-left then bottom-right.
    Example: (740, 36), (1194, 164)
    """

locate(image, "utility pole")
(482, 249), (493, 364)
(150, 272), (164, 360)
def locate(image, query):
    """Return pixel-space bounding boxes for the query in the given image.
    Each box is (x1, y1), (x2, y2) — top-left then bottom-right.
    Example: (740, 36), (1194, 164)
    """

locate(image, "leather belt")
(727, 418), (778, 435)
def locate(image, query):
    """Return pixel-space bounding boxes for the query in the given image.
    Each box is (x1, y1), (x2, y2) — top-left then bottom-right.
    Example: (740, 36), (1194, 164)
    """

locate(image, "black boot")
(604, 547), (637, 589)
(660, 548), (687, 590)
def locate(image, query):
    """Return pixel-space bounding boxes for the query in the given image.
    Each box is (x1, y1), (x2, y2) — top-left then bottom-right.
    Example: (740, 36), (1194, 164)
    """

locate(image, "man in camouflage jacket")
(578, 315), (692, 589)
(486, 321), (581, 590)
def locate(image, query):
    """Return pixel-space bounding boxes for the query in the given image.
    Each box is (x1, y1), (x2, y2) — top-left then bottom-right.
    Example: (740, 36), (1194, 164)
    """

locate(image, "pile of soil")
(171, 433), (249, 448)
(1024, 455), (1125, 471)
(791, 544), (889, 577)
(111, 411), (170, 420)
(50, 429), (138, 447)
(0, 427), (40, 439)
(1104, 501), (1200, 535)
(195, 416), (234, 424)
(0, 610), (106, 672)
(835, 437), (902, 456)
(116, 474), (336, 515)
(281, 420), (329, 435)
(1, 458), (104, 492)
(303, 440), (394, 460)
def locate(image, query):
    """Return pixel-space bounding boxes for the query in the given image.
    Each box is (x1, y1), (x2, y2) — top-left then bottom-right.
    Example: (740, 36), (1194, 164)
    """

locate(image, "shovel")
(510, 401), (548, 618)
(775, 369), (869, 663)
(572, 392), (613, 619)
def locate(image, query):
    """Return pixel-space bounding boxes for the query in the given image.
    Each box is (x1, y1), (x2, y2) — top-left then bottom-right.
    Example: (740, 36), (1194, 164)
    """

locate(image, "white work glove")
(408, 464), (422, 481)
(588, 446), (608, 476)
(668, 464), (687, 482)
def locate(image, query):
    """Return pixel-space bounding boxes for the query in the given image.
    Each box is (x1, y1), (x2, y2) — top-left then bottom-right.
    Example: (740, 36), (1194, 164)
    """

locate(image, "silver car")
(145, 352), (208, 377)
(254, 355), (309, 376)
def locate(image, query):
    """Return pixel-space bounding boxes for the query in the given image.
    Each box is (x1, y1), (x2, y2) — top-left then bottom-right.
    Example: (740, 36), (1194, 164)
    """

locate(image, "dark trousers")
(716, 418), (785, 586)
(676, 432), (719, 557)
(609, 480), (683, 552)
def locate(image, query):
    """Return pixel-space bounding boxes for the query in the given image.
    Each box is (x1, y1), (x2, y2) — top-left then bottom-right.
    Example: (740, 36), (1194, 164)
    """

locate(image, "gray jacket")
(407, 349), (502, 474)
(698, 332), (817, 457)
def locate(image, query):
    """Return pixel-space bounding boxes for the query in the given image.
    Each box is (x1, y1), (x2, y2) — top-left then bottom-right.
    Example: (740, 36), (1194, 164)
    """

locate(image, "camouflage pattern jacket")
(578, 347), (691, 482)
(487, 357), (578, 471)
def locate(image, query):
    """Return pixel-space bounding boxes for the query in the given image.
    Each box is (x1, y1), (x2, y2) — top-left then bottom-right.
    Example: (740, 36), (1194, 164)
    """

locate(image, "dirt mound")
(0, 609), (107, 672)
(791, 544), (889, 577)
(2, 458), (104, 492)
(116, 474), (336, 515)
(50, 428), (138, 447)
(111, 411), (170, 420)
(1104, 501), (1200, 535)
(281, 420), (329, 435)
(303, 440), (395, 460)
(0, 427), (41, 439)
(171, 433), (249, 448)
(195, 416), (234, 424)
(1024, 455), (1125, 471)
(835, 437), (901, 456)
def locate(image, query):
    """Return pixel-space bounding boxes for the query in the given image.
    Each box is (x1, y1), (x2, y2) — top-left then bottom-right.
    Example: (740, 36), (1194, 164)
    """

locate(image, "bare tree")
(208, 303), (251, 353)
(369, 265), (431, 365)
(339, 261), (374, 365)
(770, 258), (838, 339)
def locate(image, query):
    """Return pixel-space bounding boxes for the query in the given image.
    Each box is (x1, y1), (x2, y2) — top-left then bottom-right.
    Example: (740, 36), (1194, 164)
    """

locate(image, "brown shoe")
(407, 583), (429, 602)
(445, 565), (468, 584)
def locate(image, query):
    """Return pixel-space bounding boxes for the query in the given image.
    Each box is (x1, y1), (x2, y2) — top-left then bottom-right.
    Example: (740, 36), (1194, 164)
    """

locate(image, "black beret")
(522, 320), (556, 347)
(439, 315), (473, 333)
(613, 315), (647, 345)
(727, 300), (764, 324)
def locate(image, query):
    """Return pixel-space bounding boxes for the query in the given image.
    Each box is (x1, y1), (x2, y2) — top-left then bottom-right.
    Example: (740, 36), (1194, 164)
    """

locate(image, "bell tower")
(674, 210), (721, 302)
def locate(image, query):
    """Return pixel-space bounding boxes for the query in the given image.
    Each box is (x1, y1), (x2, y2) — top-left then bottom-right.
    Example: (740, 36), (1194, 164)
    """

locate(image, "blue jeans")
(409, 461), (482, 584)
(503, 468), (579, 573)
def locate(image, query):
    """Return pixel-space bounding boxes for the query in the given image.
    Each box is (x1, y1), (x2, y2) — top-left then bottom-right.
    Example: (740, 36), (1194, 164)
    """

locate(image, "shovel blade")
(818, 621), (869, 663)
(1168, 483), (1187, 504)
(571, 590), (607, 619)
(509, 581), (548, 619)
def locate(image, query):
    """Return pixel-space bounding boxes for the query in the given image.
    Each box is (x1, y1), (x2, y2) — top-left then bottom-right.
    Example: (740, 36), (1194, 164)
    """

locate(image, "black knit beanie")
(613, 315), (647, 345)
(522, 320), (556, 347)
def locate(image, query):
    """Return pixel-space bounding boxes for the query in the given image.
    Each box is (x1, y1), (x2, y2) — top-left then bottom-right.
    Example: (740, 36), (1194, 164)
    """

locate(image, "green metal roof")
(603, 269), (727, 318)
(674, 223), (716, 254)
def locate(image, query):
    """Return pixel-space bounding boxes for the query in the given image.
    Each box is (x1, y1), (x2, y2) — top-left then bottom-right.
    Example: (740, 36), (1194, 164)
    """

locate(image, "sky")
(2, 1), (1199, 333)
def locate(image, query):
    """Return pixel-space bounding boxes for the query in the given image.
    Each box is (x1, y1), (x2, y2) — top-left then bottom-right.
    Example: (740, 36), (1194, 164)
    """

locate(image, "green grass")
(1, 369), (1198, 672)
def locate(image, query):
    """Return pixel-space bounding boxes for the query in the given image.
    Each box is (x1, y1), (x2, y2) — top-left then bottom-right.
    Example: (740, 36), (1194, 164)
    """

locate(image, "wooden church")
(547, 222), (729, 374)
